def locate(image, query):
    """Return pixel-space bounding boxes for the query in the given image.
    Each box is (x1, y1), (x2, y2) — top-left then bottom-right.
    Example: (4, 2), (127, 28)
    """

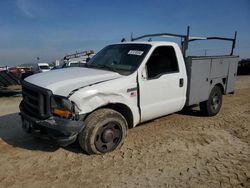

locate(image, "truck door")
(139, 46), (186, 122)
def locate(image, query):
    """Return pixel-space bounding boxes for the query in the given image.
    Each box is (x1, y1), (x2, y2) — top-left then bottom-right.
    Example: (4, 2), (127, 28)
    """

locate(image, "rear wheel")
(78, 108), (128, 154)
(200, 86), (223, 116)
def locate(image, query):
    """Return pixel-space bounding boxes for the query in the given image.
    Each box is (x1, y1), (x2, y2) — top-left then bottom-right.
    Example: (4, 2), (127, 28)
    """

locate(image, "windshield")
(86, 44), (151, 75)
(39, 65), (50, 70)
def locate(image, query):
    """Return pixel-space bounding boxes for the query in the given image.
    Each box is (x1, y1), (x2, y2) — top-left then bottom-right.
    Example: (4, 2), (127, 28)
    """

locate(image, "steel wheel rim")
(94, 122), (122, 153)
(211, 93), (220, 111)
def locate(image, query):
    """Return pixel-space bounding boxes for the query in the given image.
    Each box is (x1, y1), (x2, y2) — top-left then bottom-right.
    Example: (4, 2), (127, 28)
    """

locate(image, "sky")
(0, 0), (249, 66)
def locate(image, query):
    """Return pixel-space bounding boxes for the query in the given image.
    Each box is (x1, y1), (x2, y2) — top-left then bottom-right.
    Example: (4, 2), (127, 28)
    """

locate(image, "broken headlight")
(51, 95), (73, 119)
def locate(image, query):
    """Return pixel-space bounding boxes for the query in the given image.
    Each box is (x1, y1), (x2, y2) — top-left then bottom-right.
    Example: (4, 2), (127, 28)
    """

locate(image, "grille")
(21, 80), (52, 119)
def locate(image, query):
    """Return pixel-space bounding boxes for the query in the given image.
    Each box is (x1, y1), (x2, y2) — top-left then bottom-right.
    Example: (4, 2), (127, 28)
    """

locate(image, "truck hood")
(25, 67), (122, 96)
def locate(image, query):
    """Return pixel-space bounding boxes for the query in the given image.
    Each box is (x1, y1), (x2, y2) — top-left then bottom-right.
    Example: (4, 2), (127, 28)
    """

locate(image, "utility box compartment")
(185, 56), (239, 106)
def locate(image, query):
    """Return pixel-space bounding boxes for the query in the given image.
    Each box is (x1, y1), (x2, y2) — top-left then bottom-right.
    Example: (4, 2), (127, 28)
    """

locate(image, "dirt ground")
(0, 76), (250, 188)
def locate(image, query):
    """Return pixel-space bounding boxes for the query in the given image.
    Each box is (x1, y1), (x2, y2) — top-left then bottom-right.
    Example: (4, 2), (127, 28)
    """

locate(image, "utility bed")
(131, 26), (239, 107)
(185, 55), (239, 106)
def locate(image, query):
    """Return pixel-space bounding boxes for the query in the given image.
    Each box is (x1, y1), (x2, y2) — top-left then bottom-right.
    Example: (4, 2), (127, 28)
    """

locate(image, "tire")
(78, 108), (128, 154)
(200, 86), (223, 116)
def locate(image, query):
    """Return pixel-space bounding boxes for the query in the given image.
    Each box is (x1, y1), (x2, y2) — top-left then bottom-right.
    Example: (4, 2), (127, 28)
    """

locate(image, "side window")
(146, 46), (179, 79)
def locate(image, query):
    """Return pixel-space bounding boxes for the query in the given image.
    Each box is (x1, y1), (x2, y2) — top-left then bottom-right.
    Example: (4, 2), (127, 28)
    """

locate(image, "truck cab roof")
(115, 41), (179, 47)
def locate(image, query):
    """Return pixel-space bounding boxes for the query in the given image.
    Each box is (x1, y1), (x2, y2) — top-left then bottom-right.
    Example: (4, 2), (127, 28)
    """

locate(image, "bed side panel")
(186, 58), (211, 106)
(226, 57), (239, 93)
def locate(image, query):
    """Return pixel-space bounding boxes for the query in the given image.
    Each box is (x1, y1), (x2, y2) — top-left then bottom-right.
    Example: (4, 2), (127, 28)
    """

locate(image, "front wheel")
(78, 108), (128, 154)
(200, 86), (223, 116)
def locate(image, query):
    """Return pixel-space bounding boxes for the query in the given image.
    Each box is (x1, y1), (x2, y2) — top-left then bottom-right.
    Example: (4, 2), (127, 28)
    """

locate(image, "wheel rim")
(94, 122), (122, 153)
(211, 93), (220, 111)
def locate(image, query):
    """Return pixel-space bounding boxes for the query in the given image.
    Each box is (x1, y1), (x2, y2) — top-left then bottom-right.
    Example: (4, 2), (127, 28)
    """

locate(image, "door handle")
(179, 78), (184, 87)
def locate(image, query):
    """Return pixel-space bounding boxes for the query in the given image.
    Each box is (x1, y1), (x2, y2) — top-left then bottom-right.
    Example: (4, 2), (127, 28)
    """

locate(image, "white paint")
(69, 74), (141, 126)
(137, 42), (187, 122)
(25, 67), (122, 96)
(25, 41), (188, 127)
(37, 63), (50, 72)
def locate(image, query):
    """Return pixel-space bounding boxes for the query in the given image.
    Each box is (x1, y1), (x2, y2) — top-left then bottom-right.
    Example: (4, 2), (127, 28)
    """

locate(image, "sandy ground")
(0, 76), (250, 188)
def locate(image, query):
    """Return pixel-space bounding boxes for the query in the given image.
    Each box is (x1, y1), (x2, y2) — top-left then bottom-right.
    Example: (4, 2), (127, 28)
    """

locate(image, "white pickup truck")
(20, 28), (239, 154)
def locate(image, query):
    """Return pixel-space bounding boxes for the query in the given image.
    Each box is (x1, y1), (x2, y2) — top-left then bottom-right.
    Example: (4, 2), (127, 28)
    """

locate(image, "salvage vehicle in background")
(19, 27), (239, 154)
(62, 50), (95, 68)
(0, 65), (8, 72)
(238, 58), (250, 75)
(36, 63), (51, 73)
(61, 61), (86, 68)
(0, 70), (21, 95)
(8, 67), (22, 76)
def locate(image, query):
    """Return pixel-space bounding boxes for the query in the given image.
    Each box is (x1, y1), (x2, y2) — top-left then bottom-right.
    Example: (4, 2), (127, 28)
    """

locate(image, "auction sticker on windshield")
(128, 50), (144, 56)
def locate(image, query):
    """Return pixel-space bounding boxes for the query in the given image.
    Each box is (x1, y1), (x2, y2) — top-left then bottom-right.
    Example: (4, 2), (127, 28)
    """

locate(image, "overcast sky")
(0, 0), (249, 65)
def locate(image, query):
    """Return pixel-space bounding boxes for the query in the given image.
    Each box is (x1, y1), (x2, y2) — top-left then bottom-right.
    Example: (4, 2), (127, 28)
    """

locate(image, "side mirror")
(141, 67), (147, 80)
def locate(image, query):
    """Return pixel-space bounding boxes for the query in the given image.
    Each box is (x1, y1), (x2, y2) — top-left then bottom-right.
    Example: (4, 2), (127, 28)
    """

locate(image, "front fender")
(69, 89), (140, 127)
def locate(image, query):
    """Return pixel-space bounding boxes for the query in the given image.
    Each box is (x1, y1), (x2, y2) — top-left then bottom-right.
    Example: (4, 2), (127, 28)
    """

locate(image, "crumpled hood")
(25, 67), (122, 96)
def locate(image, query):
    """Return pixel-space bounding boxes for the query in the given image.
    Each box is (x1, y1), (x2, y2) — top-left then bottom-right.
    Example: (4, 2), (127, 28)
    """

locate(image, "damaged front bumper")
(19, 106), (85, 147)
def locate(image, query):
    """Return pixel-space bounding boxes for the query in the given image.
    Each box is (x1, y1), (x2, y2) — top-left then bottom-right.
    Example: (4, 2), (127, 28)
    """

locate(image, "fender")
(69, 76), (140, 127)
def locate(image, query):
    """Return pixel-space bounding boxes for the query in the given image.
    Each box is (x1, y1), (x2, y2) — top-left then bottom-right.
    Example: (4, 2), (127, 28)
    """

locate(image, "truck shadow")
(0, 109), (205, 154)
(178, 106), (206, 117)
(0, 113), (76, 152)
(0, 113), (98, 154)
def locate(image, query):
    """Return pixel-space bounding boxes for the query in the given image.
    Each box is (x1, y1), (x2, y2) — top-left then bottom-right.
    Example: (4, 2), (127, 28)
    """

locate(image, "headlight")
(51, 95), (73, 119)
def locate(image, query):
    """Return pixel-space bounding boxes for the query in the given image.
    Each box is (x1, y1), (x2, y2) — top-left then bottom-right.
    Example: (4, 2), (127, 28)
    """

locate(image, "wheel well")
(215, 83), (225, 95)
(100, 103), (134, 129)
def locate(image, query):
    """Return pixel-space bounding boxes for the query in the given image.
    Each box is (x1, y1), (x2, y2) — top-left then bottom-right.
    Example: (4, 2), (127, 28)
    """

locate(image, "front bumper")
(20, 104), (85, 147)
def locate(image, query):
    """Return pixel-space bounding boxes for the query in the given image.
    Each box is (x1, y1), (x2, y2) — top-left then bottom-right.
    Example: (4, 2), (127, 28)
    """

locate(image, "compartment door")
(226, 58), (239, 93)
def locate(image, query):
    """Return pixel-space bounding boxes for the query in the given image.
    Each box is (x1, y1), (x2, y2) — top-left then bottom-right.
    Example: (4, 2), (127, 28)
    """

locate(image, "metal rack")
(129, 26), (237, 57)
(64, 50), (95, 60)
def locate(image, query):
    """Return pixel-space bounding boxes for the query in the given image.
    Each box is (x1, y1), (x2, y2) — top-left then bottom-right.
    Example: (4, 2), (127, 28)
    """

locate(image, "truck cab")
(20, 28), (238, 154)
